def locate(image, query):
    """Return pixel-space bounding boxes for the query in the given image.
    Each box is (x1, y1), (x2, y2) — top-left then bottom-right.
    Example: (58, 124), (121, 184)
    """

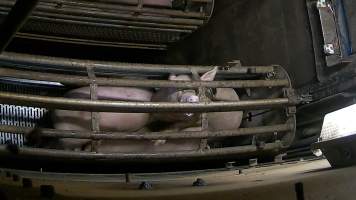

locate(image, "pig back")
(52, 87), (153, 149)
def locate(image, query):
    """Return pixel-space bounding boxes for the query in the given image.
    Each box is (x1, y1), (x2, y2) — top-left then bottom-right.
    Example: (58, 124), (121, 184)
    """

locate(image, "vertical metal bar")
(199, 87), (209, 150)
(87, 67), (100, 152)
(191, 69), (209, 151)
(0, 0), (40, 53)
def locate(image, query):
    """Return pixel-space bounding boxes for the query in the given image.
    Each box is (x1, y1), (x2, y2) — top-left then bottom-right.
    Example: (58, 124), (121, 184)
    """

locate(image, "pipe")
(15, 33), (168, 50)
(0, 67), (290, 89)
(0, 0), (39, 53)
(0, 124), (294, 140)
(0, 6), (199, 30)
(0, 0), (204, 26)
(42, 0), (206, 19)
(0, 52), (276, 75)
(0, 92), (292, 113)
(0, 142), (281, 161)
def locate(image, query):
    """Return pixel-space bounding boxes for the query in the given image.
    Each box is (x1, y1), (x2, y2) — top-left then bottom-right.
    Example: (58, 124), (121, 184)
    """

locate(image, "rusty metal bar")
(0, 92), (292, 113)
(0, 123), (294, 140)
(0, 0), (205, 26)
(35, 3), (205, 26)
(14, 33), (168, 50)
(0, 52), (275, 75)
(0, 142), (281, 161)
(0, 5), (199, 31)
(0, 0), (39, 53)
(87, 67), (100, 152)
(41, 0), (207, 19)
(0, 68), (289, 89)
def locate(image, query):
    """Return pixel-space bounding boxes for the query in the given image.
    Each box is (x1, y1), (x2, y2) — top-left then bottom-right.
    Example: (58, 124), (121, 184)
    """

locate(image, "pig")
(94, 127), (201, 153)
(151, 67), (243, 150)
(51, 67), (243, 153)
(52, 86), (153, 150)
(151, 67), (219, 130)
(208, 88), (243, 131)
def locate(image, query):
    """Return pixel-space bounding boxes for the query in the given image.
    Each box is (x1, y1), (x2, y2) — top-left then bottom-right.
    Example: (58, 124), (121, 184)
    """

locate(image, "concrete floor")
(1, 158), (356, 199)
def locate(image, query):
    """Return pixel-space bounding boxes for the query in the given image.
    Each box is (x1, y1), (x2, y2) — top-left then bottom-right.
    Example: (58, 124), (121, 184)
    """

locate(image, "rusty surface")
(0, 142), (282, 161)
(0, 67), (289, 88)
(0, 92), (292, 113)
(0, 123), (294, 140)
(0, 52), (275, 76)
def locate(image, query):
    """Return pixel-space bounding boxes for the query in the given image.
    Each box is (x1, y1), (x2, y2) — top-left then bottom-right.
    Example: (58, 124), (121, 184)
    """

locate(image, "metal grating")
(0, 104), (47, 146)
(0, 0), (214, 49)
(0, 81), (48, 146)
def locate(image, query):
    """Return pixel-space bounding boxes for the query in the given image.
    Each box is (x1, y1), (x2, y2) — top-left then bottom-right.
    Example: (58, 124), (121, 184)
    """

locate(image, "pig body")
(95, 127), (201, 153)
(52, 86), (152, 150)
(208, 88), (243, 131)
(52, 68), (243, 153)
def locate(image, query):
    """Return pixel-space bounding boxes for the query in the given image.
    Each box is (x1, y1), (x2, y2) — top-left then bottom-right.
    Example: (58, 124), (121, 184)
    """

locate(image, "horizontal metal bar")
(0, 0), (39, 53)
(0, 124), (294, 140)
(42, 0), (207, 19)
(0, 4), (199, 30)
(0, 0), (205, 26)
(0, 68), (289, 88)
(0, 142), (281, 161)
(0, 92), (291, 113)
(0, 52), (276, 75)
(15, 33), (167, 50)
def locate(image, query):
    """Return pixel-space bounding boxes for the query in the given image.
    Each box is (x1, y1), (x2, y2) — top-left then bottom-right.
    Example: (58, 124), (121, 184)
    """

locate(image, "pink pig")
(52, 86), (153, 150)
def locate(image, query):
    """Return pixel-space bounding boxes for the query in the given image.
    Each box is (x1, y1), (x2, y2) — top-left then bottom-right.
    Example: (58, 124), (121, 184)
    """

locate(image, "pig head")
(151, 68), (218, 127)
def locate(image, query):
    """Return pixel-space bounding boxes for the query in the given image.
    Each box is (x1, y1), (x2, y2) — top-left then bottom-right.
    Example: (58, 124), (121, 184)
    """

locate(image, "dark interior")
(0, 0), (355, 173)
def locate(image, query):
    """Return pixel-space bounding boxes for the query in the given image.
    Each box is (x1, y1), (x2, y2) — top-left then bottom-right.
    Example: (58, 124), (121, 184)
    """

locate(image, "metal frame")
(0, 53), (296, 162)
(0, 0), (39, 53)
(0, 0), (215, 49)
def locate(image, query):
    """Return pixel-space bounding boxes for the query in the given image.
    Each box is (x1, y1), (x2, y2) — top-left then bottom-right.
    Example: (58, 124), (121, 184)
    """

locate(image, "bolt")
(266, 72), (276, 79)
(323, 44), (335, 55)
(139, 181), (153, 190)
(249, 158), (258, 167)
(225, 161), (235, 169)
(317, 0), (327, 8)
(193, 178), (207, 187)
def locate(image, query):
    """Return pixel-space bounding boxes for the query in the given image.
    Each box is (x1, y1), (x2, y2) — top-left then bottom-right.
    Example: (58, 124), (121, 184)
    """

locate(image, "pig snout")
(152, 74), (200, 123)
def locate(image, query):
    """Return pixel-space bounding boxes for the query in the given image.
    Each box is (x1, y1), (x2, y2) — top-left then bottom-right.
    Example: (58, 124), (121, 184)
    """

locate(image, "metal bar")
(0, 68), (289, 89)
(26, 14), (193, 34)
(0, 52), (276, 75)
(0, 0), (205, 26)
(87, 66), (100, 152)
(0, 124), (295, 140)
(0, 3), (199, 30)
(41, 0), (207, 19)
(0, 92), (292, 113)
(15, 33), (168, 50)
(0, 142), (281, 161)
(0, 0), (39, 53)
(11, 1), (205, 26)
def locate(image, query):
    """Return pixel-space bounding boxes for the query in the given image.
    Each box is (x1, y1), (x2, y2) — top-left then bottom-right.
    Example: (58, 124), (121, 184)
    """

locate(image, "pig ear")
(200, 67), (218, 81)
